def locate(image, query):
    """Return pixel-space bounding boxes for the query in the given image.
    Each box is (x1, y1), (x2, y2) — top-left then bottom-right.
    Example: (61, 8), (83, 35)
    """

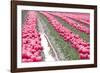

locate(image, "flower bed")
(49, 12), (90, 34)
(40, 12), (90, 59)
(22, 11), (43, 62)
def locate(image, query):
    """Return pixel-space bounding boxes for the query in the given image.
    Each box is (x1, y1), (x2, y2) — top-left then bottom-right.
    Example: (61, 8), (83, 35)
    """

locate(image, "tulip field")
(22, 11), (90, 63)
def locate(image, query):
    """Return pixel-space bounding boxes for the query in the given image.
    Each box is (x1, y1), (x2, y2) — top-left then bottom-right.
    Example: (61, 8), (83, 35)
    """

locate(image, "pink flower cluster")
(40, 12), (90, 59)
(49, 12), (90, 34)
(22, 11), (43, 62)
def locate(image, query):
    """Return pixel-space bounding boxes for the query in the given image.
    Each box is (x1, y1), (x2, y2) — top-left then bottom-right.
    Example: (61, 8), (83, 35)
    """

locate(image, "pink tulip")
(80, 53), (88, 59)
(35, 56), (43, 61)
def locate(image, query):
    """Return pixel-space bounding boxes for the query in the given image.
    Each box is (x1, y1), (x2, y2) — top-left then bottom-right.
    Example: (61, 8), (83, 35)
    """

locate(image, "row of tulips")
(63, 12), (90, 25)
(22, 11), (43, 62)
(48, 12), (90, 34)
(56, 12), (90, 25)
(40, 12), (90, 59)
